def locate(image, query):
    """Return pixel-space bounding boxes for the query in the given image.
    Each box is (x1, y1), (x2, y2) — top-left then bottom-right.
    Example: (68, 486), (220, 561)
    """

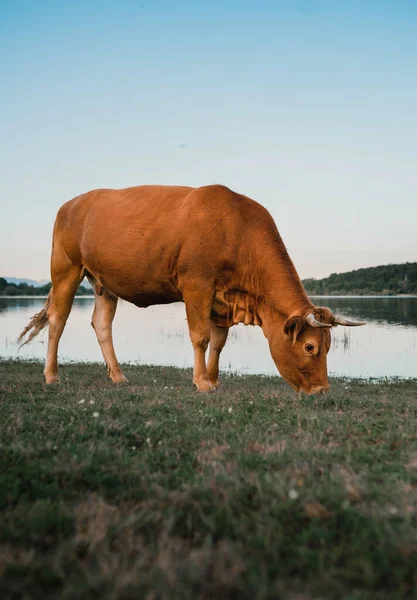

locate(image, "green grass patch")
(1, 360), (417, 599)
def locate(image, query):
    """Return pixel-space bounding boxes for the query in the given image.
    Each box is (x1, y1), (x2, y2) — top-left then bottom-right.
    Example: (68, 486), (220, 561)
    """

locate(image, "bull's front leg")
(183, 283), (216, 392)
(207, 323), (229, 388)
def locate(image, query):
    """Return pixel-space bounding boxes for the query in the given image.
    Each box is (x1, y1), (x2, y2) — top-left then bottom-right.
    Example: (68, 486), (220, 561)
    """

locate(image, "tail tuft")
(18, 291), (52, 348)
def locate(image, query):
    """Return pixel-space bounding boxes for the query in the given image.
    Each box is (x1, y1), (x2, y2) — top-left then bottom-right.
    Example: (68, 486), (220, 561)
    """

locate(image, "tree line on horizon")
(302, 262), (417, 296)
(0, 278), (91, 297)
(1, 262), (417, 297)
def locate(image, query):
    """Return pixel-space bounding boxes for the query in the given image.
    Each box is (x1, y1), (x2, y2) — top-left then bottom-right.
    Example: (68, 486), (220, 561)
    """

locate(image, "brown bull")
(19, 184), (364, 393)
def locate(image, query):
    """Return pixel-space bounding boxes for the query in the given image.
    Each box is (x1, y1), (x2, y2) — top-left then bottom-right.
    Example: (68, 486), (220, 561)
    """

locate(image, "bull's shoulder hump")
(193, 184), (275, 222)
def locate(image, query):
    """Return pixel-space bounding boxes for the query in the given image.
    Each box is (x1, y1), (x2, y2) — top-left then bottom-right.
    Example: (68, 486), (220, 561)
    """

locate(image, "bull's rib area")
(210, 289), (262, 328)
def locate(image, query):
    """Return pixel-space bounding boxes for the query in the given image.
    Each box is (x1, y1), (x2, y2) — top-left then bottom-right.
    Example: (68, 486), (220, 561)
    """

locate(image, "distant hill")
(302, 262), (417, 296)
(0, 278), (91, 297)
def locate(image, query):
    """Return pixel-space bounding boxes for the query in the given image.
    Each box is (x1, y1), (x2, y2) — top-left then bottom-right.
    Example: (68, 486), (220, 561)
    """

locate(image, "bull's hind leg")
(182, 283), (216, 392)
(44, 265), (83, 384)
(91, 289), (127, 383)
(207, 323), (229, 388)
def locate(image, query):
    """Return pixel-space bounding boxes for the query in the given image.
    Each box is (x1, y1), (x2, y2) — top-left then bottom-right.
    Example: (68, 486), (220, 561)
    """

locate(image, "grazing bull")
(19, 185), (364, 393)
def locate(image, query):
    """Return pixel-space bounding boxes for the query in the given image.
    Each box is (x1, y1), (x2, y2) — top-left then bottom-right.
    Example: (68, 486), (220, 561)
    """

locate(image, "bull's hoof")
(111, 374), (129, 384)
(44, 374), (60, 384)
(193, 380), (217, 393)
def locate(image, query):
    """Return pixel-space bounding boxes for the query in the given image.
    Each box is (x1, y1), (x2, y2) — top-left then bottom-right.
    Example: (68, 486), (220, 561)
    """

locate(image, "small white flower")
(89, 400), (95, 405)
(228, 406), (233, 414)
(153, 380), (157, 383)
(164, 386), (168, 389)
(78, 399), (85, 404)
(288, 489), (299, 500)
(249, 401), (253, 405)
(146, 437), (151, 444)
(131, 446), (136, 450)
(92, 412), (99, 418)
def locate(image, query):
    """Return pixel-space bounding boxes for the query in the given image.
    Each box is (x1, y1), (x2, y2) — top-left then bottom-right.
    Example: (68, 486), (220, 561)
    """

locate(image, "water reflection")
(311, 296), (417, 328)
(0, 296), (416, 379)
(0, 296), (95, 313)
(2, 295), (416, 326)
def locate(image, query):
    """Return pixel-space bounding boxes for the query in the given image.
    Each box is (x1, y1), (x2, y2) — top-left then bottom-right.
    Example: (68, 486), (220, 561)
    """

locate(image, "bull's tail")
(18, 290), (52, 348)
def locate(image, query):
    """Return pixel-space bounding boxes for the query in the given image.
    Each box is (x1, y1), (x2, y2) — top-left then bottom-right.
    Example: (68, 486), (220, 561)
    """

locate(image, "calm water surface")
(1, 296), (416, 379)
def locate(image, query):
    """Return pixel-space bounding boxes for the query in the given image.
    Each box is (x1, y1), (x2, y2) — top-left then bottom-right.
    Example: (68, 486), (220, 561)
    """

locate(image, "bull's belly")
(109, 282), (183, 308)
(84, 267), (183, 307)
(130, 290), (183, 308)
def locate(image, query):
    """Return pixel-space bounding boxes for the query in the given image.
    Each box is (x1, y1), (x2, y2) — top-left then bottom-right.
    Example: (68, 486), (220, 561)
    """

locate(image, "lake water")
(1, 296), (416, 379)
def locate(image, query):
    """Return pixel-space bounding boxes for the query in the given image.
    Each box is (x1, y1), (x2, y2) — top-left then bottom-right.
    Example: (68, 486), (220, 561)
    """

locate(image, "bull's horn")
(306, 313), (332, 328)
(333, 316), (366, 327)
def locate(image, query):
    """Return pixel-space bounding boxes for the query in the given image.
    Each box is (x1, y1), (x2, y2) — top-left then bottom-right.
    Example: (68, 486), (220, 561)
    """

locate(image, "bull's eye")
(305, 343), (315, 353)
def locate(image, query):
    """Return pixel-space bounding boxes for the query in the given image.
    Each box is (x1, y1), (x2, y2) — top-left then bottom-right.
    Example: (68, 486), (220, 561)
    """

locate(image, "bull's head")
(267, 308), (365, 394)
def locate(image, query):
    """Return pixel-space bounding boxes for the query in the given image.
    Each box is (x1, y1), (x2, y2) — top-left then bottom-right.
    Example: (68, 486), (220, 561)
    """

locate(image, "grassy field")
(1, 360), (417, 599)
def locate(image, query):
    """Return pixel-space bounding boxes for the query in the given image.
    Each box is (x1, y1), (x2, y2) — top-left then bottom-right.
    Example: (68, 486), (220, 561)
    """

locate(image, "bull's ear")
(283, 315), (304, 345)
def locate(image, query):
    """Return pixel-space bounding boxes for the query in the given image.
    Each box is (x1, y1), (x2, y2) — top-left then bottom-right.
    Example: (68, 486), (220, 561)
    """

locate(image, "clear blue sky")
(1, 0), (416, 280)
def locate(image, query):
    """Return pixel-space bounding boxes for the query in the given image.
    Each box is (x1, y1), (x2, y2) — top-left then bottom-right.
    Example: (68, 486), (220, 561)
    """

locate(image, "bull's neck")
(248, 236), (314, 328)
